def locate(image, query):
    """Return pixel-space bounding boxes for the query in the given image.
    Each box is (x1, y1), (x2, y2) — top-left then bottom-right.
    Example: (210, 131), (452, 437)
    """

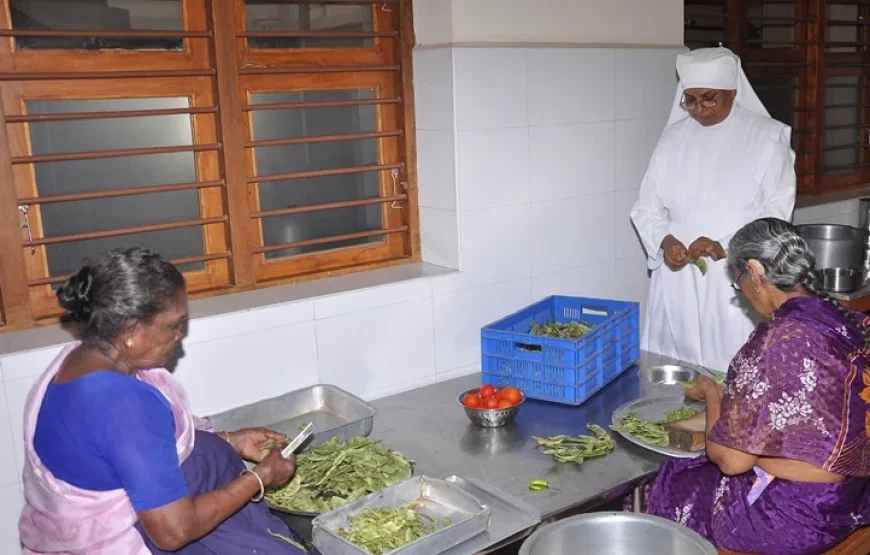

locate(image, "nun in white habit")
(630, 47), (796, 373)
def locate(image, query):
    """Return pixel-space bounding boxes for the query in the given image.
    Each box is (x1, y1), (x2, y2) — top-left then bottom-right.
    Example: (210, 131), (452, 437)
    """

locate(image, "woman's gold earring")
(125, 338), (134, 348)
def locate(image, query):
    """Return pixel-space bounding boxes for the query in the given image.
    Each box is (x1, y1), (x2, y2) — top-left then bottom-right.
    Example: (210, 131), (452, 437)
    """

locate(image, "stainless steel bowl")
(639, 365), (699, 385)
(519, 512), (717, 555)
(797, 224), (868, 270)
(457, 388), (524, 428)
(818, 267), (863, 293)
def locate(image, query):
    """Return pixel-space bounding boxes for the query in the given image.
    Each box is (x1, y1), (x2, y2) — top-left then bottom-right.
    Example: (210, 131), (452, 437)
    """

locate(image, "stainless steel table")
(211, 351), (696, 552)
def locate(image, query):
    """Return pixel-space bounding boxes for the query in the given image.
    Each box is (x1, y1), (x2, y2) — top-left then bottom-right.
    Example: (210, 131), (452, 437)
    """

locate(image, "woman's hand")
(686, 375), (723, 404)
(253, 449), (296, 489)
(224, 428), (288, 463)
(688, 237), (726, 261)
(662, 235), (689, 269)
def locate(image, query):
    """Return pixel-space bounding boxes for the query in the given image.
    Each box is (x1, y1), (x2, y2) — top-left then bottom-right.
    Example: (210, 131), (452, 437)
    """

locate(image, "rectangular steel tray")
(207, 384), (376, 447)
(311, 476), (491, 555)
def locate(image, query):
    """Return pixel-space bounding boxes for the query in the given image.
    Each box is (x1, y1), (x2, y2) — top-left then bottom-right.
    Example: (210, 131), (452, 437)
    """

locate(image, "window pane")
(826, 3), (866, 53)
(261, 204), (384, 260)
(10, 0), (183, 50)
(822, 76), (863, 177)
(684, 0), (727, 50)
(249, 89), (385, 259)
(25, 98), (205, 277)
(752, 76), (797, 127)
(747, 0), (796, 49)
(245, 1), (373, 49)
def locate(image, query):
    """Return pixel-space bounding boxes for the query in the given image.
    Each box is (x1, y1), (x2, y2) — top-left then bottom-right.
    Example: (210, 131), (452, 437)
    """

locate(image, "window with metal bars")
(684, 0), (870, 196)
(0, 0), (418, 329)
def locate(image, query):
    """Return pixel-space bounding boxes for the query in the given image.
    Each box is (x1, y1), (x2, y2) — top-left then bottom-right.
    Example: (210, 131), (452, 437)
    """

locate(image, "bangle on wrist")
(240, 469), (265, 502)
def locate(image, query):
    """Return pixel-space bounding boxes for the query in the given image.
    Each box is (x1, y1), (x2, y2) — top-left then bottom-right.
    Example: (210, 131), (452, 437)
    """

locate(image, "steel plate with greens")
(610, 407), (703, 448)
(336, 503), (449, 555)
(266, 436), (413, 514)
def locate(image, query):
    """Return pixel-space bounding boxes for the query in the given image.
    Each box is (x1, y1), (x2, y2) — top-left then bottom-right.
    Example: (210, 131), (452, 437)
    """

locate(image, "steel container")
(797, 224), (867, 270)
(519, 512), (717, 555)
(457, 388), (524, 428)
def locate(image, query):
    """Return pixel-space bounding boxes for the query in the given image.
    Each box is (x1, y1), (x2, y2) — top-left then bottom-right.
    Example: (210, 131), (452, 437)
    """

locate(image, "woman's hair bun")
(57, 265), (95, 322)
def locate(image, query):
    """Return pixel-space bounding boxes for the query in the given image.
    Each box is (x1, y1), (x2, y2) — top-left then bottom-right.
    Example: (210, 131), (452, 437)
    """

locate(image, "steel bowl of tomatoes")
(458, 384), (525, 428)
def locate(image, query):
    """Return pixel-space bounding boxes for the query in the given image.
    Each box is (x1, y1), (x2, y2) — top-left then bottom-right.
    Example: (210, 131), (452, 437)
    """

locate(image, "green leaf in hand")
(689, 257), (708, 276)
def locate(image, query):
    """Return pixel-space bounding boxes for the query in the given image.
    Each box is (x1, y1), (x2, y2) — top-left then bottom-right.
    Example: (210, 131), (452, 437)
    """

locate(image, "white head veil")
(667, 47), (770, 126)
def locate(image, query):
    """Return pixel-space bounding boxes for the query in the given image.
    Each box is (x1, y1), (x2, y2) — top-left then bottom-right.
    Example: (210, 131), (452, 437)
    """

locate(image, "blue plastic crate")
(481, 295), (640, 406)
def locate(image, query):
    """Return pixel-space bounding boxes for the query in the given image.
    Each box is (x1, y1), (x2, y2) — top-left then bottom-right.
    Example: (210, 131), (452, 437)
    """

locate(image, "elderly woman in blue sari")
(643, 218), (870, 555)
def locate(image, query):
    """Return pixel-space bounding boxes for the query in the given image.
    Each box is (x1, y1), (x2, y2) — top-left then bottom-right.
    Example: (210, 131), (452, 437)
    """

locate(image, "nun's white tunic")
(630, 52), (796, 373)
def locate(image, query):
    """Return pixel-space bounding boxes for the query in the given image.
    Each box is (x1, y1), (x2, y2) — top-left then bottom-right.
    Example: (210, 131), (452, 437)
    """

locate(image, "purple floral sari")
(645, 296), (870, 555)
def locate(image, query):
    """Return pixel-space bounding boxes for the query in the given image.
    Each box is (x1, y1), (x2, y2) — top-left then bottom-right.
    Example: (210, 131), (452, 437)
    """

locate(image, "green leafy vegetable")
(528, 479), (549, 491)
(266, 437), (413, 514)
(529, 320), (593, 340)
(661, 406), (702, 424)
(531, 424), (616, 465)
(337, 503), (449, 555)
(689, 258), (708, 276)
(611, 412), (670, 447)
(680, 373), (726, 389)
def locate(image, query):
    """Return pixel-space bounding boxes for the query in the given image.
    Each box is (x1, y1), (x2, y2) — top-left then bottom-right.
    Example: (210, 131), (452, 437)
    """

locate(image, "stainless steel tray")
(312, 475), (491, 555)
(611, 396), (704, 459)
(208, 384), (376, 447)
(440, 476), (540, 555)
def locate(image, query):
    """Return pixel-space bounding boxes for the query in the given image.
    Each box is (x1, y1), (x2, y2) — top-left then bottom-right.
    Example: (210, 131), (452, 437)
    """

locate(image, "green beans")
(529, 320), (593, 339)
(531, 424), (616, 465)
(528, 479), (549, 491)
(266, 437), (413, 514)
(337, 503), (449, 555)
(610, 412), (669, 447)
(661, 406), (702, 423)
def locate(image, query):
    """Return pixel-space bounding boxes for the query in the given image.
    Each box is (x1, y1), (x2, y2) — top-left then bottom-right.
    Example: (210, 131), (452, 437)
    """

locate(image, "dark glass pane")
(245, 2), (372, 49)
(752, 76), (796, 127)
(747, 0), (796, 49)
(822, 76), (862, 177)
(684, 0), (726, 50)
(826, 3), (866, 53)
(25, 98), (205, 277)
(261, 204), (384, 260)
(10, 0), (183, 50)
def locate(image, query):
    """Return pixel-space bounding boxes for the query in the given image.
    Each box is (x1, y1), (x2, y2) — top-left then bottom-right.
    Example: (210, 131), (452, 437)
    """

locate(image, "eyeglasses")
(680, 92), (722, 112)
(731, 269), (747, 291)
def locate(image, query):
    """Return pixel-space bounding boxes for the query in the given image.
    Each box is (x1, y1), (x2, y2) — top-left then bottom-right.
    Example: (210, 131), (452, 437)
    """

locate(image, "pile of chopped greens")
(529, 320), (593, 340)
(610, 407), (703, 449)
(266, 436), (413, 514)
(532, 424), (615, 465)
(337, 503), (448, 555)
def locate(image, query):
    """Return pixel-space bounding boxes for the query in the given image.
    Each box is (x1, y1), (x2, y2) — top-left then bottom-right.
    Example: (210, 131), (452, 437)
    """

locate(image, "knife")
(281, 423), (313, 459)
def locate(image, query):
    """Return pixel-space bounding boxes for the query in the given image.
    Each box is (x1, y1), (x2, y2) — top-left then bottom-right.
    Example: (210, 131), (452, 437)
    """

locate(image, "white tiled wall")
(0, 45), (677, 551)
(793, 199), (862, 227)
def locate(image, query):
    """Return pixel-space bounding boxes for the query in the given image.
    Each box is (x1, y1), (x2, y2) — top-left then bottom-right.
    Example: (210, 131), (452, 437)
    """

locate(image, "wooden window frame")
(686, 0), (870, 197)
(0, 0), (420, 331)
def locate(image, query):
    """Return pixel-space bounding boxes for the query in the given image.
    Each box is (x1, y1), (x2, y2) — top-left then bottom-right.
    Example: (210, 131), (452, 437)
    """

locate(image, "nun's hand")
(688, 237), (726, 261)
(662, 235), (689, 269)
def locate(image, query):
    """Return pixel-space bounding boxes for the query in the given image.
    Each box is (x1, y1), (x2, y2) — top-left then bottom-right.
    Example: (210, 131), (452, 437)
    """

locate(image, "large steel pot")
(796, 224), (867, 270)
(519, 512), (717, 555)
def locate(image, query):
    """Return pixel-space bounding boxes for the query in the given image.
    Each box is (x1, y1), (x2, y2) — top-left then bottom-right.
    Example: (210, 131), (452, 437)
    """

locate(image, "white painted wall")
(414, 0), (685, 47)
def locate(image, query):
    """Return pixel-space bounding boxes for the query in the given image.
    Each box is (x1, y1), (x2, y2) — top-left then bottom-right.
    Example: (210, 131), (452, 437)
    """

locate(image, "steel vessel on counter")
(858, 197), (870, 279)
(312, 476), (491, 555)
(639, 365), (699, 385)
(796, 224), (867, 270)
(457, 388), (524, 428)
(519, 512), (717, 555)
(818, 268), (863, 293)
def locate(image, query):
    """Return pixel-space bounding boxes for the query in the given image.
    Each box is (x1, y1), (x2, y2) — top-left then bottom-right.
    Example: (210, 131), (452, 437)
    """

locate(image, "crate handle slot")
(581, 307), (609, 317)
(514, 342), (543, 353)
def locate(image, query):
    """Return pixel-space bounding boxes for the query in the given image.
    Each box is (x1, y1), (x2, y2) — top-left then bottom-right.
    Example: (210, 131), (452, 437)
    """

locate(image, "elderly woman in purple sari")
(643, 218), (870, 555)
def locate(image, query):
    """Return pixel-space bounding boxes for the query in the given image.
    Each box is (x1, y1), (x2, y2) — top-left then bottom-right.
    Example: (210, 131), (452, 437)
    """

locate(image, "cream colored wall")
(414, 0), (685, 47)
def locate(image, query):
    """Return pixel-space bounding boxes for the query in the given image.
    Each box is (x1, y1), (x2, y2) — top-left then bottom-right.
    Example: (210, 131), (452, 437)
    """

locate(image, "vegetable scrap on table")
(337, 503), (449, 555)
(266, 436), (412, 514)
(532, 424), (616, 465)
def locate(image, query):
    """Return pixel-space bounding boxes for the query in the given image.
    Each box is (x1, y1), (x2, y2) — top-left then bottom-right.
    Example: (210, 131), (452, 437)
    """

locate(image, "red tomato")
(479, 384), (496, 399)
(501, 387), (523, 405)
(497, 399), (514, 409)
(484, 396), (500, 409)
(462, 394), (481, 408)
